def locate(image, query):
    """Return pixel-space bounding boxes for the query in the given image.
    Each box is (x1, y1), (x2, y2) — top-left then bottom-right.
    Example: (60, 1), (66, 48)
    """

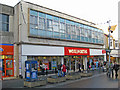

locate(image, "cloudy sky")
(1, 0), (120, 39)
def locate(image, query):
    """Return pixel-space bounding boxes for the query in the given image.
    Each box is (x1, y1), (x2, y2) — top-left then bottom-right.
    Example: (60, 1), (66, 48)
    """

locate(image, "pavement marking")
(35, 73), (106, 88)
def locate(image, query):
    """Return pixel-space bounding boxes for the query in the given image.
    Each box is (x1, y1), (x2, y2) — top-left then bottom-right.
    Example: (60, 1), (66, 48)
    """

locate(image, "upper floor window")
(0, 14), (9, 31)
(29, 9), (104, 44)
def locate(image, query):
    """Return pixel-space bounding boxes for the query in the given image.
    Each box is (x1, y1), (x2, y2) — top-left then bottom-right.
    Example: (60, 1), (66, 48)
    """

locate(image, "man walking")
(58, 62), (62, 77)
(113, 62), (119, 79)
(78, 62), (81, 72)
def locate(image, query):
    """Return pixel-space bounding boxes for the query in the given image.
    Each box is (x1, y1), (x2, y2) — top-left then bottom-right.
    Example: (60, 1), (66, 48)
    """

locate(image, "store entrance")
(2, 58), (14, 78)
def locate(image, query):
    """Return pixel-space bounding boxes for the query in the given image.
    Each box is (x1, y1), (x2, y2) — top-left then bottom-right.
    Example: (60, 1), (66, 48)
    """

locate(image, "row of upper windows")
(29, 10), (103, 44)
(30, 9), (103, 33)
(0, 14), (9, 31)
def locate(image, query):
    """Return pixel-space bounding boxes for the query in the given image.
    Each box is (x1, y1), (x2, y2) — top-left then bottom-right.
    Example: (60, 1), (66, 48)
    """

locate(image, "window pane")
(60, 18), (65, 23)
(0, 14), (2, 21)
(30, 10), (38, 16)
(46, 31), (53, 37)
(39, 12), (46, 18)
(60, 22), (65, 33)
(38, 18), (45, 30)
(66, 24), (71, 34)
(2, 23), (9, 31)
(6, 70), (13, 76)
(6, 60), (13, 68)
(47, 14), (52, 19)
(60, 33), (65, 39)
(30, 15), (34, 24)
(47, 19), (53, 31)
(30, 28), (38, 35)
(53, 21), (59, 32)
(0, 22), (2, 31)
(54, 32), (59, 38)
(2, 14), (9, 22)
(53, 16), (59, 21)
(71, 25), (76, 35)
(38, 29), (46, 36)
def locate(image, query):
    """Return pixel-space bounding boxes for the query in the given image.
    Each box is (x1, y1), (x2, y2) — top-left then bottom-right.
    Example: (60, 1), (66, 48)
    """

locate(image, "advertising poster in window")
(51, 61), (57, 69)
(42, 59), (49, 70)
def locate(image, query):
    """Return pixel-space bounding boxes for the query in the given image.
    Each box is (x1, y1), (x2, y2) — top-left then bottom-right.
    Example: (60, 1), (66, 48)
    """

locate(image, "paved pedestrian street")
(1, 70), (120, 89)
(35, 73), (119, 88)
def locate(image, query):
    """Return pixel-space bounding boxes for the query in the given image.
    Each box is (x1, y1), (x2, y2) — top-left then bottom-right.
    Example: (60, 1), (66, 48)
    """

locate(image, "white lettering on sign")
(68, 49), (87, 54)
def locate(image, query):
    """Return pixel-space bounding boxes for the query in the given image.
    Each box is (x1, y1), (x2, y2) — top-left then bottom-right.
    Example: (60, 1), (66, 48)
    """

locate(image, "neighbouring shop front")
(0, 44), (14, 78)
(89, 49), (106, 69)
(20, 44), (106, 78)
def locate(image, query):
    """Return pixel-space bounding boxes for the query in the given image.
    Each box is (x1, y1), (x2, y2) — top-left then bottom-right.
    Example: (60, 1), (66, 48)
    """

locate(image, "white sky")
(1, 0), (120, 39)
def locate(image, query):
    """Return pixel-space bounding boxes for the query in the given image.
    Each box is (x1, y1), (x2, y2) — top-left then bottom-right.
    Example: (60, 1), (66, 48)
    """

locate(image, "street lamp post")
(107, 20), (111, 66)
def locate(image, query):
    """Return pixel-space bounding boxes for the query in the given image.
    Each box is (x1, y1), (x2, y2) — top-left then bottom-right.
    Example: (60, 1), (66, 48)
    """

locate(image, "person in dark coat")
(78, 62), (81, 72)
(87, 61), (90, 71)
(58, 62), (62, 77)
(113, 62), (119, 79)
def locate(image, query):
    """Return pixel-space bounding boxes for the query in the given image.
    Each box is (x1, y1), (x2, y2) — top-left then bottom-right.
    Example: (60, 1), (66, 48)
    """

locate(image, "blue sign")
(0, 48), (3, 52)
(32, 72), (37, 79)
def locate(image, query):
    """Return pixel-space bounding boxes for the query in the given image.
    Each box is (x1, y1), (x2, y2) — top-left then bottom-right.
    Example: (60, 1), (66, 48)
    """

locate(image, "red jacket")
(62, 64), (66, 72)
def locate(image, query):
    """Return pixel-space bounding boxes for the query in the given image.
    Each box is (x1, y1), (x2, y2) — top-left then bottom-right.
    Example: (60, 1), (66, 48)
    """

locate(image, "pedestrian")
(87, 61), (90, 71)
(62, 64), (66, 77)
(78, 62), (81, 72)
(66, 65), (69, 74)
(110, 62), (114, 78)
(113, 62), (119, 79)
(58, 62), (62, 77)
(92, 62), (94, 70)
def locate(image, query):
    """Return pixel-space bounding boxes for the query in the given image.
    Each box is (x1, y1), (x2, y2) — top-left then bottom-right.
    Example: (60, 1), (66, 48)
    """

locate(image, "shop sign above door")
(64, 47), (90, 55)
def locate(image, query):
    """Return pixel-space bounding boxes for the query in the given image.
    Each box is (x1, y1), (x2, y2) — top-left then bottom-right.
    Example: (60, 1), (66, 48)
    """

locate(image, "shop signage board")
(90, 49), (102, 56)
(64, 47), (90, 56)
(0, 44), (14, 55)
(22, 45), (64, 56)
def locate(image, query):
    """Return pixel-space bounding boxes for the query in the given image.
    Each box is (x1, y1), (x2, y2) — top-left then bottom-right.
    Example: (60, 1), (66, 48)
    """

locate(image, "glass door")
(3, 59), (14, 77)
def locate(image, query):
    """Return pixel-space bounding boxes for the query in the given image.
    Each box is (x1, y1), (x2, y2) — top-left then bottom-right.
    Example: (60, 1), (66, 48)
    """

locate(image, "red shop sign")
(0, 45), (14, 55)
(64, 47), (90, 56)
(102, 50), (106, 54)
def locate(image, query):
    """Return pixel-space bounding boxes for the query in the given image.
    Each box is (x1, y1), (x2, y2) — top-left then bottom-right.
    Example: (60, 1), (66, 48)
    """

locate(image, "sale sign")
(64, 47), (90, 56)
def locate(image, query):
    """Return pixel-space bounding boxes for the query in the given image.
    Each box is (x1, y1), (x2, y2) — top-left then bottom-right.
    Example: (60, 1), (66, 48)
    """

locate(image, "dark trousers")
(115, 70), (118, 78)
(111, 69), (114, 78)
(79, 68), (81, 72)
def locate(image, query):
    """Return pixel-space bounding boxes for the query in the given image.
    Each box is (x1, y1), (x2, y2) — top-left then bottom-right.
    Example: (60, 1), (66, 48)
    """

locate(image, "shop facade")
(0, 44), (14, 78)
(20, 44), (106, 78)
